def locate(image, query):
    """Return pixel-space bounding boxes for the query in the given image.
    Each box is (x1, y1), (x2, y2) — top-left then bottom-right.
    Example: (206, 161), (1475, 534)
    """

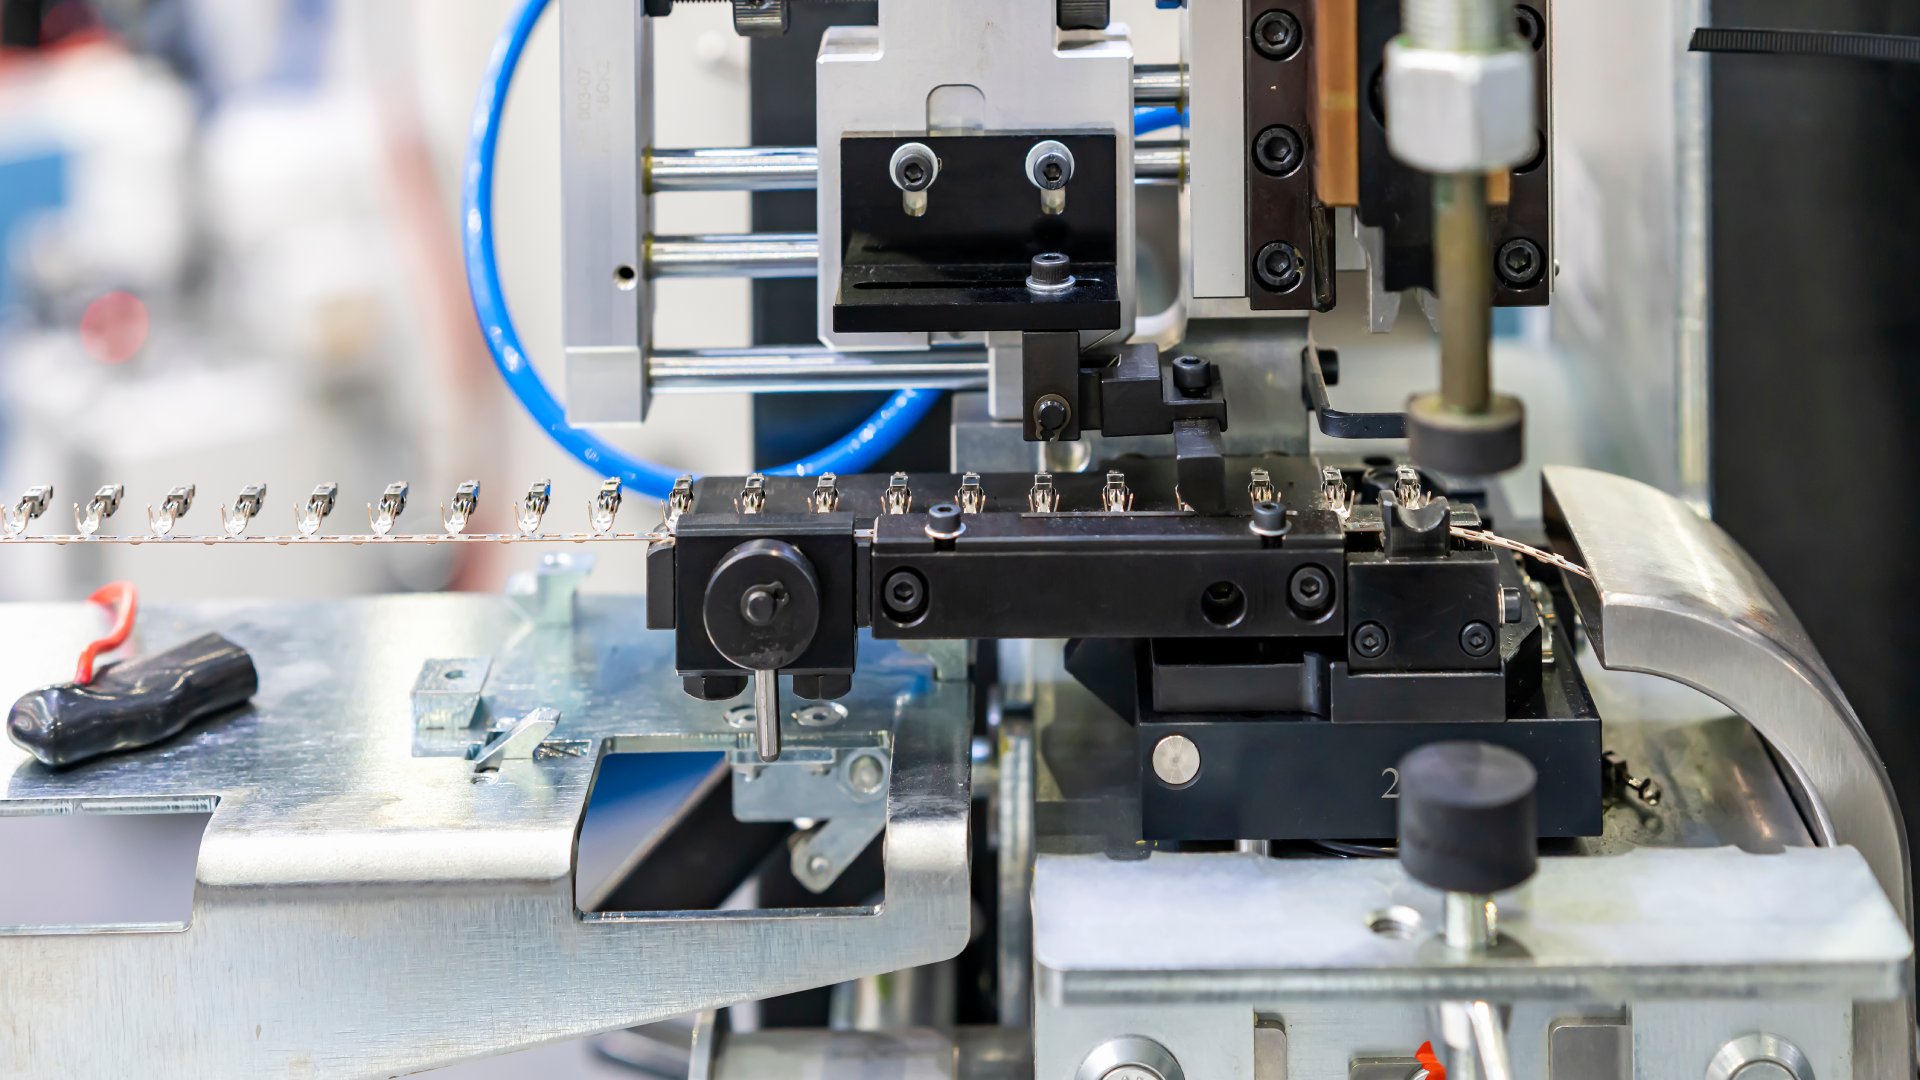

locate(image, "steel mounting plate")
(0, 595), (972, 1079)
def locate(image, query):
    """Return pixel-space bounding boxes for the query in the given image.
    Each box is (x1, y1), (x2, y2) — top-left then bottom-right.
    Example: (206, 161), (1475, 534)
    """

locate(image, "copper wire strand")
(1450, 526), (1593, 581)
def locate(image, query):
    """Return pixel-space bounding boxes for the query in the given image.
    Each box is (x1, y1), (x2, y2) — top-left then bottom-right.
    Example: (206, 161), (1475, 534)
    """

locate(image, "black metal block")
(1345, 551), (1502, 673)
(671, 514), (859, 678)
(834, 133), (1122, 333)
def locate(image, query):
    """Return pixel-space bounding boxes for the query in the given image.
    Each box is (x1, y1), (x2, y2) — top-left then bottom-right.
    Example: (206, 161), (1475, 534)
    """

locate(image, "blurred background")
(0, 0), (776, 601)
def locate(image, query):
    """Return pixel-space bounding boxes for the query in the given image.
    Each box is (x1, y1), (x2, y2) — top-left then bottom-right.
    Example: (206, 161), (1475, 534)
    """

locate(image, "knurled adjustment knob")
(1396, 741), (1538, 895)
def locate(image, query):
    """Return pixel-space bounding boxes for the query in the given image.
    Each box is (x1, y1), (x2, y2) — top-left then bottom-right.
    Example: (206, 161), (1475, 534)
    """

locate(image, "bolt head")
(1353, 621), (1389, 659)
(1253, 124), (1304, 176)
(1171, 354), (1213, 397)
(1151, 734), (1202, 787)
(1253, 241), (1303, 293)
(1287, 564), (1334, 617)
(1496, 238), (1545, 288)
(1251, 9), (1302, 60)
(847, 753), (886, 796)
(1250, 499), (1289, 538)
(1460, 621), (1496, 657)
(1029, 252), (1073, 287)
(881, 569), (927, 622)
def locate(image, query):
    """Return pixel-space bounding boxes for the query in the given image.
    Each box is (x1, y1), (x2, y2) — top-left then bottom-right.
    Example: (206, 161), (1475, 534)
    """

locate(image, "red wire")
(74, 581), (137, 685)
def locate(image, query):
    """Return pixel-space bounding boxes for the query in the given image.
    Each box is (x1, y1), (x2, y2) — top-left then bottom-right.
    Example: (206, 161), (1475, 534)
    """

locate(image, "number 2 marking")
(1381, 767), (1401, 800)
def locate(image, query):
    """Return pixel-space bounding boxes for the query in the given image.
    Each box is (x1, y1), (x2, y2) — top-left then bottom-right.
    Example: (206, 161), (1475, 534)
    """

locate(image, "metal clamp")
(1300, 346), (1409, 440)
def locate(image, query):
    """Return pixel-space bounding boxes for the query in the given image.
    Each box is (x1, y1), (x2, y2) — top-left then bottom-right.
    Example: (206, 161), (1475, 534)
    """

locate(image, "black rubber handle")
(7, 632), (257, 768)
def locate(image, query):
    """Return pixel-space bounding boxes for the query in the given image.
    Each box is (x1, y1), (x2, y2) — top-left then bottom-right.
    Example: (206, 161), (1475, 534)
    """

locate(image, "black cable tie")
(1691, 27), (1920, 66)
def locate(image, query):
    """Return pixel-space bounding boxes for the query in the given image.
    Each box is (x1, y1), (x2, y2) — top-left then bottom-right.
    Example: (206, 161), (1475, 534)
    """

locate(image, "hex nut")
(1383, 42), (1535, 173)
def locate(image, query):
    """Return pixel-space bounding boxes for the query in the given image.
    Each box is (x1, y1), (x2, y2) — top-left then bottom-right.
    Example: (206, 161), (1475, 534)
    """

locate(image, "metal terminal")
(1028, 473), (1061, 514)
(368, 482), (410, 537)
(957, 472), (986, 514)
(808, 474), (840, 514)
(520, 479), (554, 535)
(882, 473), (913, 515)
(146, 484), (195, 537)
(294, 483), (339, 537)
(1394, 464), (1430, 508)
(472, 707), (560, 773)
(73, 484), (124, 537)
(1248, 468), (1276, 506)
(590, 478), (624, 534)
(1101, 470), (1133, 513)
(1322, 466), (1356, 520)
(1602, 751), (1664, 808)
(441, 481), (482, 535)
(1025, 139), (1074, 215)
(220, 484), (266, 538)
(667, 476), (696, 522)
(738, 474), (768, 515)
(2, 485), (52, 537)
(889, 142), (938, 217)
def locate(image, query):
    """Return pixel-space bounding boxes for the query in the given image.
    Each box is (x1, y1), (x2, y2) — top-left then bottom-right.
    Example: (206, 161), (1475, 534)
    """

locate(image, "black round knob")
(740, 583), (784, 627)
(1396, 741), (1538, 895)
(1033, 395), (1071, 436)
(1172, 355), (1212, 397)
(703, 539), (820, 672)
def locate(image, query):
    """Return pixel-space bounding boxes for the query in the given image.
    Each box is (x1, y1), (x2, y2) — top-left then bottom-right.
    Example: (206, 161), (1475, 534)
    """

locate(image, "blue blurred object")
(0, 148), (67, 307)
(1134, 105), (1185, 136)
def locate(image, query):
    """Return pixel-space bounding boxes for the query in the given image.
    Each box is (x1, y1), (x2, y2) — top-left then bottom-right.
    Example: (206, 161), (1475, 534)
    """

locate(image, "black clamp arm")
(1300, 345), (1408, 440)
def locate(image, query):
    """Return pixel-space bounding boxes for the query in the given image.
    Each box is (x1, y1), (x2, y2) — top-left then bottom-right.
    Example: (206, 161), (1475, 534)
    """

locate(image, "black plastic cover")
(8, 632), (258, 768)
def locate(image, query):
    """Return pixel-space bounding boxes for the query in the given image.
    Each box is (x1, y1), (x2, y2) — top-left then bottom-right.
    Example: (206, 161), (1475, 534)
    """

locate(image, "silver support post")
(561, 0), (653, 421)
(645, 145), (1184, 193)
(647, 234), (820, 278)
